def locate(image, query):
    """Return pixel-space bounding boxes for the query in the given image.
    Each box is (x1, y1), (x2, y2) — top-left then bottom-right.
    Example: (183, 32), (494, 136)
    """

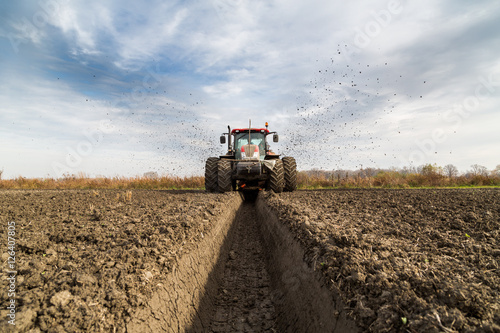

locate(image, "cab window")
(234, 133), (266, 159)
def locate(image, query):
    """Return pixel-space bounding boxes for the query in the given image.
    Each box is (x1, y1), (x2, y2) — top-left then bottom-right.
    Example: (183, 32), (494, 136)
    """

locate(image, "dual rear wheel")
(205, 156), (297, 193)
(204, 158), (233, 193)
(268, 157), (297, 193)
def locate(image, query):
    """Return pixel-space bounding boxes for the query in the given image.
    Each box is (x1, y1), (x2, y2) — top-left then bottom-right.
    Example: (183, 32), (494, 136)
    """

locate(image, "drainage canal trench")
(204, 200), (277, 332)
(134, 194), (358, 333)
(188, 194), (358, 333)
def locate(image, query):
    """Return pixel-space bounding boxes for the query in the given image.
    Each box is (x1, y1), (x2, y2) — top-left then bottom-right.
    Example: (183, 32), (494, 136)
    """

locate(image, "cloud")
(1, 0), (500, 178)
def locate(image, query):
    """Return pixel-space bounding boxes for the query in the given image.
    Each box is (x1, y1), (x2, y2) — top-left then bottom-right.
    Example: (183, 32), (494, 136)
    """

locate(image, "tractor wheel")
(282, 156), (297, 192)
(269, 159), (284, 193)
(205, 157), (219, 192)
(218, 159), (233, 193)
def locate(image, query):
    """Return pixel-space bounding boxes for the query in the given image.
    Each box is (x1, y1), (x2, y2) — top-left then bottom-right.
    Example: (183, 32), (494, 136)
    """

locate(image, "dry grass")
(1, 165), (499, 190)
(297, 170), (500, 189)
(0, 174), (204, 190)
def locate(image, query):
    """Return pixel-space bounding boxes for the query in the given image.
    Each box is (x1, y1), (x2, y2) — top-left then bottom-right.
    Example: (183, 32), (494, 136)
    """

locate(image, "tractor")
(205, 121), (297, 197)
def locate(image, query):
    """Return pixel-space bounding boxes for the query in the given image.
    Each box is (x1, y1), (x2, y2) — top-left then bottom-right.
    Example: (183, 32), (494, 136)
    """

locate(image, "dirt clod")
(50, 290), (72, 308)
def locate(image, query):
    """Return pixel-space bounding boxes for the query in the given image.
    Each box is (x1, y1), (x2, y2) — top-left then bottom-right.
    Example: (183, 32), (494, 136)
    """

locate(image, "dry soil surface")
(208, 203), (277, 332)
(262, 188), (500, 332)
(0, 190), (239, 332)
(1, 188), (499, 333)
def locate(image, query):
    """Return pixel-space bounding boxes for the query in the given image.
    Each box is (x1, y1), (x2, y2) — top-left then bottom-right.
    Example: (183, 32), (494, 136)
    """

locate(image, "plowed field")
(0, 190), (241, 332)
(1, 188), (499, 332)
(262, 189), (500, 333)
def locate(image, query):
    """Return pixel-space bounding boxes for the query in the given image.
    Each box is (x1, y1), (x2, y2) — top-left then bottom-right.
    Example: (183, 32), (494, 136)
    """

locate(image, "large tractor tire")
(218, 159), (233, 193)
(205, 157), (219, 192)
(282, 156), (297, 192)
(269, 159), (284, 193)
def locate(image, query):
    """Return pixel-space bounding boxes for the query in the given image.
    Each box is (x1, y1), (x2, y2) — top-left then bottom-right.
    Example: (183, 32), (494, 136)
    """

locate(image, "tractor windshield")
(234, 132), (266, 160)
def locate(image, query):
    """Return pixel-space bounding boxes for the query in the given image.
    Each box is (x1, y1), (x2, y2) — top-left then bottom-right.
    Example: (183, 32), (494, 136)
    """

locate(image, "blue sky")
(0, 0), (499, 178)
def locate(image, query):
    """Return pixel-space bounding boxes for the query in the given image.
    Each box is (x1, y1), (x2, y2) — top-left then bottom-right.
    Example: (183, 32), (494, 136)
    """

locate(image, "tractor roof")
(231, 128), (270, 134)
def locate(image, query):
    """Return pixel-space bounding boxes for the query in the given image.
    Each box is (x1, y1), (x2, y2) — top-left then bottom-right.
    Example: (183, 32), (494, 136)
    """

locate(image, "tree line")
(298, 164), (500, 188)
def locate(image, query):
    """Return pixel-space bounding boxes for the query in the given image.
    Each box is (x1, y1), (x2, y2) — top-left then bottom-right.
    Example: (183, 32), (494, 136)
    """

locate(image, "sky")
(0, 0), (499, 179)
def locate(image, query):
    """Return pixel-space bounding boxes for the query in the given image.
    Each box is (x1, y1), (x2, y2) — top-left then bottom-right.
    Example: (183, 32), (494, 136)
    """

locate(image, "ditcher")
(205, 121), (297, 196)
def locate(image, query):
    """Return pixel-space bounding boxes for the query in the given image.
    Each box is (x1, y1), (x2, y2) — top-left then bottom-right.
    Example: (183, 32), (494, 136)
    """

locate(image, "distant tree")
(360, 167), (379, 178)
(400, 166), (410, 176)
(469, 164), (489, 177)
(401, 166), (418, 175)
(0, 169), (3, 180)
(331, 169), (344, 179)
(443, 164), (459, 178)
(492, 165), (500, 177)
(420, 163), (443, 176)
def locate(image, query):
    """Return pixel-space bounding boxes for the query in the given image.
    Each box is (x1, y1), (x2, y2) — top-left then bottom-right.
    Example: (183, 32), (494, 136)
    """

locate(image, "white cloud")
(1, 0), (499, 178)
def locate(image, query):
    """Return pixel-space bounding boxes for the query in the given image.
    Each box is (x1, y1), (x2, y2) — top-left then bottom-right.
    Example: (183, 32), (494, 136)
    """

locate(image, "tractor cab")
(220, 123), (279, 160)
(233, 130), (267, 160)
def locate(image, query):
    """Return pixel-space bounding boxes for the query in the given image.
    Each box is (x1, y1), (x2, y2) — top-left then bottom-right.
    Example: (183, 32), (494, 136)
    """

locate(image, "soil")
(262, 189), (500, 333)
(1, 188), (499, 333)
(207, 203), (277, 333)
(0, 190), (239, 332)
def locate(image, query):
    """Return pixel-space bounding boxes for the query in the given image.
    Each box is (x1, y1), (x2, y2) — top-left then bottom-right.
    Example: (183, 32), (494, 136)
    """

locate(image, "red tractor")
(205, 122), (297, 195)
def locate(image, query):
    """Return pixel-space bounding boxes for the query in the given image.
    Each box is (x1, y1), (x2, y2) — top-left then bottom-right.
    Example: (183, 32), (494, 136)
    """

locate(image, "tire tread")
(269, 159), (284, 193)
(282, 157), (297, 192)
(205, 157), (219, 192)
(218, 160), (233, 193)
